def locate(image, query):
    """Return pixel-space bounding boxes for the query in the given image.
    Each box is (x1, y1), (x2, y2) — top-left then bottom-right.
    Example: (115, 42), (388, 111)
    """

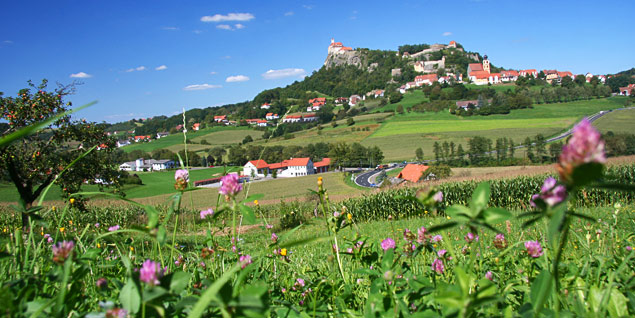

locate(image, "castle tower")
(483, 55), (490, 73)
(331, 38), (334, 45)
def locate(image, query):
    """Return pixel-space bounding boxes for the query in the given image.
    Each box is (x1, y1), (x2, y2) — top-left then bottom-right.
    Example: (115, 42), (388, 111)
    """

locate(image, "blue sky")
(1, 0), (633, 123)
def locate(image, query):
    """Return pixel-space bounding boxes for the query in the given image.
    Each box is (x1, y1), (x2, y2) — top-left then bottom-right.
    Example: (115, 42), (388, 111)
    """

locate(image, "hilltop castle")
(327, 38), (353, 55)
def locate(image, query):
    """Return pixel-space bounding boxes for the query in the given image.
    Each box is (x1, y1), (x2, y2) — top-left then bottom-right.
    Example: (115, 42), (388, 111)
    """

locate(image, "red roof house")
(397, 164), (430, 183)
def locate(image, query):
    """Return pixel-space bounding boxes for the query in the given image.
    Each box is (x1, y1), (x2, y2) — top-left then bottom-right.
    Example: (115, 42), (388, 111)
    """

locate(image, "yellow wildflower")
(52, 206), (56, 211)
(446, 216), (451, 220)
(69, 220), (73, 225)
(97, 243), (101, 248)
(280, 248), (287, 256)
(254, 200), (259, 206)
(130, 246), (134, 251)
(59, 227), (65, 233)
(69, 198), (75, 204)
(347, 213), (352, 221)
(424, 210), (428, 214)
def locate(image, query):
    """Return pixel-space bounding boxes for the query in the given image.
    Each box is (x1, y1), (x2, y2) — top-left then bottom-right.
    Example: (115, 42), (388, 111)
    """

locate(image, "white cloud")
(70, 72), (93, 78)
(226, 75), (249, 82)
(3, 40), (13, 44)
(162, 26), (179, 31)
(284, 11), (294, 16)
(442, 31), (452, 36)
(235, 23), (245, 29)
(183, 84), (222, 91)
(262, 68), (306, 80)
(155, 65), (168, 71)
(303, 5), (314, 10)
(216, 24), (232, 30)
(201, 13), (255, 22)
(193, 30), (203, 34)
(126, 66), (146, 72)
(210, 71), (217, 75)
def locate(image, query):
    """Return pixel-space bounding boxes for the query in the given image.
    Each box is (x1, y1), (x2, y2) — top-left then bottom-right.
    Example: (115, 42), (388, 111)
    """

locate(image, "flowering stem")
(170, 214), (179, 268)
(332, 234), (347, 283)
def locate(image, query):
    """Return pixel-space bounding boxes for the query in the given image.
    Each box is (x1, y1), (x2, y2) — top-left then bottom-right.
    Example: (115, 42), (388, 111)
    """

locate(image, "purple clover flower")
(174, 169), (189, 182)
(464, 232), (479, 243)
(431, 235), (443, 243)
(105, 308), (128, 318)
(52, 240), (75, 264)
(524, 241), (544, 258)
(485, 271), (493, 281)
(108, 225), (120, 232)
(417, 226), (427, 244)
(558, 119), (606, 182)
(200, 208), (214, 220)
(239, 254), (252, 269)
(296, 278), (305, 287)
(271, 232), (278, 243)
(431, 258), (444, 274)
(381, 238), (396, 251)
(96, 277), (108, 289)
(219, 174), (242, 197)
(530, 177), (567, 207)
(433, 191), (444, 203)
(437, 249), (447, 258)
(139, 259), (163, 286)
(626, 246), (632, 252)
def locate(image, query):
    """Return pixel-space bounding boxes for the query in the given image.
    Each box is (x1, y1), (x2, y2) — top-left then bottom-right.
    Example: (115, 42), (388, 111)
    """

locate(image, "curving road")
(353, 107), (633, 188)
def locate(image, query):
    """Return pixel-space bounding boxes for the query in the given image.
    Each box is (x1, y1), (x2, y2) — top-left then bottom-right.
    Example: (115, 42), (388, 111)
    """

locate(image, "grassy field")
(121, 126), (261, 153)
(0, 166), (241, 203)
(134, 171), (360, 209)
(375, 90), (429, 112)
(592, 107), (635, 134)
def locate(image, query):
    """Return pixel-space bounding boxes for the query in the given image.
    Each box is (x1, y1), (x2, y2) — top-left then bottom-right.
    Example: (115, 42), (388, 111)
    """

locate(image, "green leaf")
(170, 271), (191, 294)
(608, 289), (628, 318)
(241, 193), (264, 204)
(156, 225), (167, 245)
(146, 205), (161, 229)
(482, 207), (512, 224)
(120, 279), (141, 314)
(470, 182), (491, 214)
(547, 206), (566, 247)
(143, 286), (168, 302)
(445, 205), (473, 221)
(571, 162), (604, 187)
(188, 264), (242, 318)
(277, 235), (331, 249)
(427, 221), (459, 233)
(530, 270), (553, 312)
(239, 204), (256, 224)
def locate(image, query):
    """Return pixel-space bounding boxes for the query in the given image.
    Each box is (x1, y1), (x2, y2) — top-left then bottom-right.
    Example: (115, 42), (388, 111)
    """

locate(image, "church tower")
(483, 55), (490, 73)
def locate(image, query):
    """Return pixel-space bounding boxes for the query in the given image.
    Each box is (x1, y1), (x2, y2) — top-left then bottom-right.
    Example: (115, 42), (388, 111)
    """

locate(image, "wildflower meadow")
(1, 115), (634, 318)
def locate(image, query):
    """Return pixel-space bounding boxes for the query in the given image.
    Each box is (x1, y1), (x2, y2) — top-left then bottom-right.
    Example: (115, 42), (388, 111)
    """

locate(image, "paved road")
(353, 107), (633, 188)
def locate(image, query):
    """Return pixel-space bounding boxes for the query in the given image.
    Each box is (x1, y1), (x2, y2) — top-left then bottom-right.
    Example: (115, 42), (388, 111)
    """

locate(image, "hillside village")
(103, 39), (634, 180)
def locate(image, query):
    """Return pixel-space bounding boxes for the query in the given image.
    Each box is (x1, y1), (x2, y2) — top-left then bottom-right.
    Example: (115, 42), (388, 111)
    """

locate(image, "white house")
(349, 95), (362, 107)
(282, 115), (302, 123)
(119, 158), (175, 172)
(266, 113), (279, 120)
(116, 140), (131, 148)
(156, 132), (169, 139)
(270, 158), (314, 178)
(260, 103), (271, 109)
(243, 160), (270, 178)
(303, 114), (317, 122)
(257, 119), (268, 127)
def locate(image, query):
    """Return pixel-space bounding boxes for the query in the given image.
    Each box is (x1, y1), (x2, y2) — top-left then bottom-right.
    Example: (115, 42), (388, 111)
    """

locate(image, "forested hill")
(102, 42), (504, 135)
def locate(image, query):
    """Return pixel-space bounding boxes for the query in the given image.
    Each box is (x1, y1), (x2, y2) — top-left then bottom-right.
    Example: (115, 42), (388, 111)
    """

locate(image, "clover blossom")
(105, 308), (128, 318)
(200, 208), (214, 220)
(493, 233), (507, 249)
(557, 119), (606, 182)
(431, 235), (443, 243)
(530, 177), (567, 207)
(431, 258), (444, 274)
(403, 228), (415, 242)
(239, 254), (252, 269)
(296, 278), (305, 287)
(108, 225), (120, 232)
(464, 232), (479, 243)
(433, 191), (444, 203)
(139, 259), (163, 286)
(174, 169), (189, 182)
(437, 249), (447, 258)
(417, 226), (428, 244)
(524, 241), (544, 258)
(219, 174), (242, 197)
(381, 238), (396, 251)
(271, 232), (278, 243)
(52, 240), (75, 263)
(485, 271), (493, 281)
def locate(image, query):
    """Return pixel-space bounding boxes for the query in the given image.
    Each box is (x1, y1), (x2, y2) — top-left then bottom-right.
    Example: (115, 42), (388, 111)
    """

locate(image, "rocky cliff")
(323, 50), (364, 69)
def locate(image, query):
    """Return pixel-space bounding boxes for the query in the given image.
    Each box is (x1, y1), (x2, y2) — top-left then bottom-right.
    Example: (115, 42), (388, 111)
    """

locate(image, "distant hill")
(607, 67), (635, 92)
(102, 41), (502, 136)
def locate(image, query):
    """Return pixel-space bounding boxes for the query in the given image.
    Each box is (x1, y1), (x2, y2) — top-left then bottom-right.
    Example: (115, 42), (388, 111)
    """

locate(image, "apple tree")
(0, 80), (123, 227)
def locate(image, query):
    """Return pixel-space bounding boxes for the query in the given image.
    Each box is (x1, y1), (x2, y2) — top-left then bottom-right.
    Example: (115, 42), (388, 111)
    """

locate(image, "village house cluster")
(118, 158), (175, 172)
(242, 157), (331, 178)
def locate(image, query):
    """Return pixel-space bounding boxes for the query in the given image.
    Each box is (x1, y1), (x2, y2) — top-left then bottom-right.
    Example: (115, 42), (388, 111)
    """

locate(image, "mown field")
(121, 126), (262, 153)
(593, 107), (635, 134)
